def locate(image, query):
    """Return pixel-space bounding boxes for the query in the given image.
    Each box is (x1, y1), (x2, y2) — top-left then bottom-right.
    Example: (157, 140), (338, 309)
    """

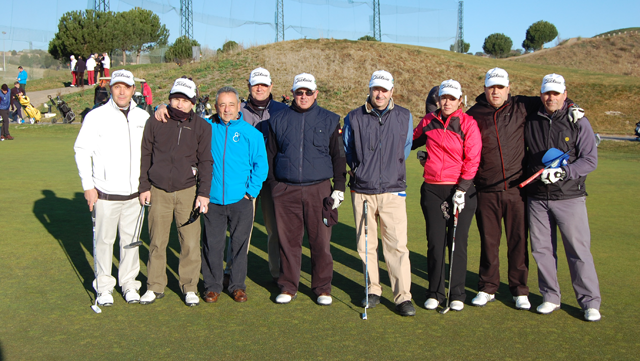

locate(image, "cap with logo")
(439, 79), (462, 100)
(369, 70), (394, 90)
(292, 73), (317, 92)
(541, 73), (566, 94)
(110, 69), (135, 86)
(485, 67), (509, 87)
(249, 67), (272, 86)
(169, 77), (197, 104)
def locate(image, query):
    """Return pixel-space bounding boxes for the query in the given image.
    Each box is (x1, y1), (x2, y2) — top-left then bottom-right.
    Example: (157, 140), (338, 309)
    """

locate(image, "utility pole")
(454, 1), (464, 52)
(180, 0), (194, 39)
(372, 0), (381, 41)
(275, 0), (284, 42)
(2, 32), (5, 73)
(95, 0), (109, 11)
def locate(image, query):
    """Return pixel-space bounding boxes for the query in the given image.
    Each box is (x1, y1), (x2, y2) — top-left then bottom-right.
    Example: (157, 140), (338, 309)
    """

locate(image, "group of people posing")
(74, 65), (601, 322)
(70, 53), (110, 87)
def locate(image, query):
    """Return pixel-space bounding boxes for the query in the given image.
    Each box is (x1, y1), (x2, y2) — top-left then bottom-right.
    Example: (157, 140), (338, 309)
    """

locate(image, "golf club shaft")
(91, 207), (101, 313)
(443, 210), (459, 312)
(363, 200), (369, 318)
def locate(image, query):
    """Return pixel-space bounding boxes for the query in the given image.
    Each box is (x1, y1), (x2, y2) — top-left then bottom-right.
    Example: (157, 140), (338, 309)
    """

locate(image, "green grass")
(1, 124), (639, 359)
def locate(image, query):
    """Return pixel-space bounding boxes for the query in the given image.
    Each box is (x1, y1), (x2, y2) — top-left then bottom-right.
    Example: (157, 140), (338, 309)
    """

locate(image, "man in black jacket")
(138, 77), (213, 307)
(266, 73), (346, 306)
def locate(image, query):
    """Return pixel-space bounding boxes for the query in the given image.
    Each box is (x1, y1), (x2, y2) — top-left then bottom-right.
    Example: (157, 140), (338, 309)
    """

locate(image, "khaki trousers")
(351, 192), (412, 304)
(93, 198), (142, 293)
(146, 185), (201, 294)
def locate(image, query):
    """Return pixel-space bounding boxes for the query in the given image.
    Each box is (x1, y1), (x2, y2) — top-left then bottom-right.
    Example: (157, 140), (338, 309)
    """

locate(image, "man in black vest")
(524, 73), (601, 322)
(266, 73), (346, 306)
(343, 70), (415, 316)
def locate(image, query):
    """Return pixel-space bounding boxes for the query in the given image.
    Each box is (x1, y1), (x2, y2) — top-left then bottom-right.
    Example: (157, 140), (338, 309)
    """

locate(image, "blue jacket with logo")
(17, 70), (27, 85)
(0, 91), (10, 110)
(207, 112), (268, 205)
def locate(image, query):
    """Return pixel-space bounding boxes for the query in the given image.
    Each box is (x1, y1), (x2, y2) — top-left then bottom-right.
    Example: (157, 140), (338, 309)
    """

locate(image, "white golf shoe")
(96, 291), (114, 306)
(513, 295), (531, 310)
(472, 291), (495, 307)
(185, 292), (199, 307)
(317, 294), (332, 306)
(424, 298), (439, 310)
(584, 308), (601, 322)
(536, 302), (560, 314)
(450, 300), (464, 311)
(140, 290), (164, 305)
(275, 292), (297, 304)
(124, 289), (140, 304)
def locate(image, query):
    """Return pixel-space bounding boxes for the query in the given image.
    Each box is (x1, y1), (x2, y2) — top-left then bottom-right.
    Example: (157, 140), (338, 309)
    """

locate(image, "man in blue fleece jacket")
(201, 86), (268, 304)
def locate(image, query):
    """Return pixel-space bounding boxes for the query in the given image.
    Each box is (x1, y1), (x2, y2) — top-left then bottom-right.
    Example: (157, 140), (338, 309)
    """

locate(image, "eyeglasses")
(294, 90), (315, 97)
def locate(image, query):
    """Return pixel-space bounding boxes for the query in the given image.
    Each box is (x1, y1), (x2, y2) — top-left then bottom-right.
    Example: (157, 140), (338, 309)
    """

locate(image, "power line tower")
(454, 1), (464, 52)
(180, 0), (194, 39)
(275, 0), (284, 42)
(372, 0), (381, 41)
(95, 0), (109, 12)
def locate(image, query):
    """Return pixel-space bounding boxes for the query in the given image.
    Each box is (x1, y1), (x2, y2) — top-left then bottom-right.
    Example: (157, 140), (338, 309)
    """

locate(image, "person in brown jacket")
(138, 77), (213, 307)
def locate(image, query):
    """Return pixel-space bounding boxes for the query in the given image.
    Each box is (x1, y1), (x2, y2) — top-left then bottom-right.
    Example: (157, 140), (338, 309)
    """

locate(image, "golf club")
(125, 202), (148, 249)
(90, 207), (102, 314)
(362, 200), (369, 320)
(518, 148), (570, 188)
(440, 209), (459, 315)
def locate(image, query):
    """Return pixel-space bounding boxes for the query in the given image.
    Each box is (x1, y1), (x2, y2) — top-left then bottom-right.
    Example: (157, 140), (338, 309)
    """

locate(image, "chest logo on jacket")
(233, 132), (240, 142)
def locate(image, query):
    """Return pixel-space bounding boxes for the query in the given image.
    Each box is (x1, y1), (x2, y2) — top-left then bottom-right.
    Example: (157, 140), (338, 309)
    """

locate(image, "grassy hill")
(32, 38), (640, 134)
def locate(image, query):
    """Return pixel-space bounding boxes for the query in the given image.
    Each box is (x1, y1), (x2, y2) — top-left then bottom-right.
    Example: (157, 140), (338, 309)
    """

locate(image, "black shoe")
(396, 300), (416, 316)
(361, 294), (381, 308)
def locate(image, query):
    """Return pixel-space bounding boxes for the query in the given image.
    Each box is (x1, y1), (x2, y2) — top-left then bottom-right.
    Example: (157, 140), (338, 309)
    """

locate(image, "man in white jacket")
(86, 55), (96, 86)
(74, 69), (150, 306)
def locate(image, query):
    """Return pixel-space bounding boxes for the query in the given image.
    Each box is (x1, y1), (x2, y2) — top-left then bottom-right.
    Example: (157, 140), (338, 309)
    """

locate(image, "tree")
(165, 36), (200, 63)
(358, 35), (378, 41)
(217, 40), (239, 54)
(449, 40), (470, 53)
(522, 20), (558, 52)
(48, 10), (118, 61)
(482, 33), (513, 58)
(114, 8), (169, 65)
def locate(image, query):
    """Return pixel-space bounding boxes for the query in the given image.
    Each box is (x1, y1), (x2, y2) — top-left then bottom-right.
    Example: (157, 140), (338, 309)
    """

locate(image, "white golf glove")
(453, 189), (465, 215)
(331, 190), (344, 209)
(541, 168), (566, 184)
(568, 105), (585, 123)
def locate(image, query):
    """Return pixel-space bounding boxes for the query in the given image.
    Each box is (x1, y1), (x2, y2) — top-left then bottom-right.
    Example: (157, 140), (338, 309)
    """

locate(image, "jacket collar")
(475, 92), (512, 110)
(364, 95), (395, 115)
(108, 97), (136, 112)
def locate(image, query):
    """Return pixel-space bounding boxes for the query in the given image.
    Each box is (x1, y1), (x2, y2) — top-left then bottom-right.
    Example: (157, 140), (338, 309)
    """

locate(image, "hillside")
(54, 39), (640, 134)
(511, 33), (640, 77)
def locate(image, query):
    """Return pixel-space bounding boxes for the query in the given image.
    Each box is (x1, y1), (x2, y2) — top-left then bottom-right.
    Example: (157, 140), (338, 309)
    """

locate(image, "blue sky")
(0, 0), (638, 55)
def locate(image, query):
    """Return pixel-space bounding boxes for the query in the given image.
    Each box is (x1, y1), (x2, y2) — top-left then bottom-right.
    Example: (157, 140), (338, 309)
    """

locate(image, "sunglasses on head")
(294, 90), (315, 96)
(180, 207), (201, 227)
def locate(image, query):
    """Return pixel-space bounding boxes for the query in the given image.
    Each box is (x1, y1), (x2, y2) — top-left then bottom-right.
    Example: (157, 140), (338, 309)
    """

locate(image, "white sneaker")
(185, 292), (199, 306)
(275, 292), (297, 304)
(472, 291), (495, 307)
(124, 289), (140, 304)
(536, 302), (560, 314)
(514, 295), (531, 310)
(450, 300), (464, 311)
(584, 308), (601, 322)
(140, 290), (164, 305)
(317, 294), (332, 306)
(96, 291), (114, 306)
(424, 298), (439, 310)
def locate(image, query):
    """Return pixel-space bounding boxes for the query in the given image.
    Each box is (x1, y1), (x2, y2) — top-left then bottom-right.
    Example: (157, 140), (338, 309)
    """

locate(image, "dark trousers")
(77, 72), (84, 86)
(19, 84), (25, 93)
(420, 182), (477, 303)
(201, 198), (254, 293)
(272, 179), (333, 296)
(476, 188), (529, 296)
(0, 109), (10, 137)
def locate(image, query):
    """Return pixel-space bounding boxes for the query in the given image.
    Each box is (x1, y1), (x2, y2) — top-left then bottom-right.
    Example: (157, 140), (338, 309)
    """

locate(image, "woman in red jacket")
(412, 79), (481, 312)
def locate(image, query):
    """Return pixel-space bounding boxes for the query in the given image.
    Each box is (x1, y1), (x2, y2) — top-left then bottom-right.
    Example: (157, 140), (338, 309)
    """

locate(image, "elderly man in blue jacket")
(200, 86), (268, 304)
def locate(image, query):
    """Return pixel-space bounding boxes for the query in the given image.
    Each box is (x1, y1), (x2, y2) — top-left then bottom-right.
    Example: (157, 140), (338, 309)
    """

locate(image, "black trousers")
(0, 109), (10, 137)
(420, 182), (477, 303)
(201, 198), (254, 293)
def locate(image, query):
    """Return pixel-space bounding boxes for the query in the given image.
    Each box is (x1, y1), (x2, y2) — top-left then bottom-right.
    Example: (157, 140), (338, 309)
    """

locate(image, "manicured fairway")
(1, 124), (638, 360)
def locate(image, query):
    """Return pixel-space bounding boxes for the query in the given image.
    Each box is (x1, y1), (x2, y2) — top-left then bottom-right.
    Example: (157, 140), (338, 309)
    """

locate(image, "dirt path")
(26, 86), (88, 108)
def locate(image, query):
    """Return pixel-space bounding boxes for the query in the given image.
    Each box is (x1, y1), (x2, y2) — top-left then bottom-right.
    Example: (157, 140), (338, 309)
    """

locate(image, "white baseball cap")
(249, 67), (272, 86)
(485, 67), (509, 87)
(170, 77), (197, 103)
(110, 69), (135, 86)
(292, 73), (317, 92)
(541, 73), (566, 94)
(369, 70), (394, 90)
(439, 79), (462, 99)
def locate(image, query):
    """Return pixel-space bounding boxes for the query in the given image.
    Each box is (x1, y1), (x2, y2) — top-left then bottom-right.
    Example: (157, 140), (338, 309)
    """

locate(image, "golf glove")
(541, 168), (566, 184)
(331, 190), (344, 209)
(453, 189), (465, 215)
(568, 105), (585, 123)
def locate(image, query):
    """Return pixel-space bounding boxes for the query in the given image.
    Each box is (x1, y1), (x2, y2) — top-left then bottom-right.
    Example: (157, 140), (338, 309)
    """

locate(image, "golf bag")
(18, 95), (41, 123)
(635, 120), (640, 138)
(132, 92), (153, 117)
(48, 95), (76, 124)
(196, 95), (212, 119)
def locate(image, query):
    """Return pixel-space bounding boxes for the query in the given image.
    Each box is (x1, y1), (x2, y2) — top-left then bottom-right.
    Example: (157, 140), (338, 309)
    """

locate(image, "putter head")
(439, 307), (450, 315)
(91, 304), (102, 314)
(362, 312), (367, 320)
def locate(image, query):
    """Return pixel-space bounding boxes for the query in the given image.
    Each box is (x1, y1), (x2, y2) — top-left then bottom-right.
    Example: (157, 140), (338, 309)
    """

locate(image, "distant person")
(93, 53), (101, 83)
(425, 85), (439, 115)
(524, 73), (601, 322)
(16, 66), (27, 93)
(76, 56), (86, 87)
(70, 55), (78, 87)
(86, 55), (96, 86)
(0, 84), (13, 140)
(102, 53), (111, 77)
(73, 69), (150, 306)
(94, 79), (110, 107)
(343, 70), (416, 316)
(10, 82), (23, 123)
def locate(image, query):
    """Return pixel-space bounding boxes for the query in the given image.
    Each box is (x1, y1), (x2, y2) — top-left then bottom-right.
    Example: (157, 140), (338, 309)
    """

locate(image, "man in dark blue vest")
(266, 73), (346, 306)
